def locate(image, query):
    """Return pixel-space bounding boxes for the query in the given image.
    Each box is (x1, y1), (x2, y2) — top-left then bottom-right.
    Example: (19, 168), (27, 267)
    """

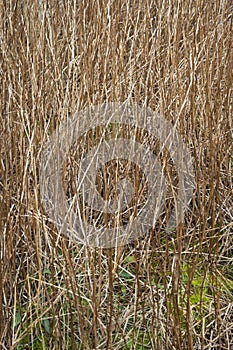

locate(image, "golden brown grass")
(0, 0), (232, 349)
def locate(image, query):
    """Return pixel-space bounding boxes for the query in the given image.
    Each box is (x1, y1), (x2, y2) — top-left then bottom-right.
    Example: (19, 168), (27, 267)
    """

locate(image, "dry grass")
(0, 0), (232, 349)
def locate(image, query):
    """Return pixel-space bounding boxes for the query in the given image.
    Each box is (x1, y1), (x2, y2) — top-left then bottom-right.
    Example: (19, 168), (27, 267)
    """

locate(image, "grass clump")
(0, 0), (232, 349)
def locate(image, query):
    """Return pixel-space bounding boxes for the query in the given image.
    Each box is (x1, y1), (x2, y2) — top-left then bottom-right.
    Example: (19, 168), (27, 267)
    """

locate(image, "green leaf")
(43, 318), (51, 334)
(13, 311), (21, 328)
(120, 270), (132, 279)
